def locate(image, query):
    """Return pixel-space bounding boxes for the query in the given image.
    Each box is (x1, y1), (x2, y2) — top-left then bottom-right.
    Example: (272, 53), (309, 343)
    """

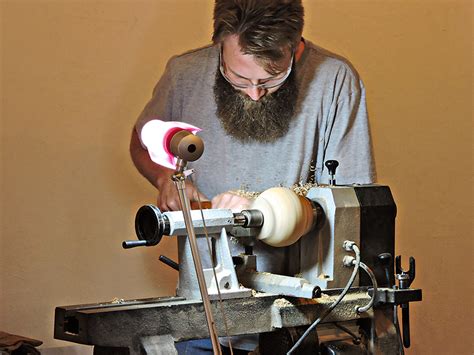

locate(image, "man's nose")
(245, 86), (266, 101)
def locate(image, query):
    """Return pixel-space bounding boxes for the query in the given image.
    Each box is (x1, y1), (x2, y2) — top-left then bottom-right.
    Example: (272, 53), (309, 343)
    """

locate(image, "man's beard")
(213, 68), (299, 143)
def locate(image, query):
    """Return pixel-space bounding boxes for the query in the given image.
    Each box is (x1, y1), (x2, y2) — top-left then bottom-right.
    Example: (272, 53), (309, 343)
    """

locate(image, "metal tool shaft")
(173, 174), (222, 355)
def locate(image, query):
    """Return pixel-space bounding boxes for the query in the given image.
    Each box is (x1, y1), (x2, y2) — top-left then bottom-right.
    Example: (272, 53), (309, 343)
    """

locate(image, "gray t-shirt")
(136, 40), (376, 199)
(136, 40), (376, 275)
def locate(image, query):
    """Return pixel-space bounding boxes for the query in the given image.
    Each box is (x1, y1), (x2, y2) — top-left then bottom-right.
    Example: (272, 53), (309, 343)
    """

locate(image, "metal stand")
(172, 160), (222, 355)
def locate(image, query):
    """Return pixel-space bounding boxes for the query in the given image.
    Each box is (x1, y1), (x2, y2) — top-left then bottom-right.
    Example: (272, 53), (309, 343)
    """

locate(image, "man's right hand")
(155, 171), (208, 211)
(130, 128), (208, 212)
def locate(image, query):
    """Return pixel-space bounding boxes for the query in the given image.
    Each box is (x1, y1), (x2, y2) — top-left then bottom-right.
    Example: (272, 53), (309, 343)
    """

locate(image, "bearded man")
(131, 0), (375, 210)
(130, 0), (375, 353)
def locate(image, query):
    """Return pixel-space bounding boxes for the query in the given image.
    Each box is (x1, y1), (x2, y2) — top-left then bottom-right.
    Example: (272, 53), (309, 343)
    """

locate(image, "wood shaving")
(228, 189), (260, 199)
(229, 181), (319, 200)
(274, 298), (293, 307)
(110, 297), (125, 304)
(290, 181), (320, 196)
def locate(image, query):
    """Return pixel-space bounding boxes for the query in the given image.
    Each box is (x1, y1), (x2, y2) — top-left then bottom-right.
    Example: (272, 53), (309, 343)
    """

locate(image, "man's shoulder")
(167, 44), (217, 71)
(303, 40), (361, 79)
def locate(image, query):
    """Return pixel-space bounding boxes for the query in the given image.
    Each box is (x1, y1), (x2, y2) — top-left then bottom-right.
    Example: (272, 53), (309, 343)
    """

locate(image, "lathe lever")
(396, 255), (416, 348)
(325, 160), (339, 186)
(159, 255), (179, 271)
(378, 252), (394, 287)
(122, 240), (148, 249)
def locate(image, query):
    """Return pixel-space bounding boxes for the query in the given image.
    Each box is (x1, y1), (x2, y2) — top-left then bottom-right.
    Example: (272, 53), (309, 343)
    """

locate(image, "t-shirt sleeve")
(316, 65), (376, 185)
(134, 57), (178, 145)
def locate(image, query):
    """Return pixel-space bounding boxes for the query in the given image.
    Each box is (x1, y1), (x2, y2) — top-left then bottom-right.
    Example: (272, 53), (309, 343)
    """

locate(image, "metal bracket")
(369, 287), (422, 306)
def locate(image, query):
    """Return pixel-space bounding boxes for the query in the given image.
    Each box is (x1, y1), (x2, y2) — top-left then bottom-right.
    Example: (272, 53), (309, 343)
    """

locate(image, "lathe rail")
(54, 291), (372, 349)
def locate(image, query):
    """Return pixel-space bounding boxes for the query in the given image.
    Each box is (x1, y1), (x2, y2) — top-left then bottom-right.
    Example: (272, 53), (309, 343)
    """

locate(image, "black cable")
(286, 243), (361, 355)
(334, 322), (361, 345)
(356, 262), (378, 313)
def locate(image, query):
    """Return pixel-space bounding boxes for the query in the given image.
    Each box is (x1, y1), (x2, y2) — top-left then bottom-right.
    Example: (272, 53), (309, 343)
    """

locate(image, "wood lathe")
(54, 122), (422, 354)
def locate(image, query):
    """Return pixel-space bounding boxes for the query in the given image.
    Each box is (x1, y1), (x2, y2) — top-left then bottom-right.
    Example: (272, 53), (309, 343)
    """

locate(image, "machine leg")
(140, 335), (178, 355)
(259, 327), (319, 355)
(93, 346), (130, 354)
(94, 335), (178, 355)
(360, 308), (401, 355)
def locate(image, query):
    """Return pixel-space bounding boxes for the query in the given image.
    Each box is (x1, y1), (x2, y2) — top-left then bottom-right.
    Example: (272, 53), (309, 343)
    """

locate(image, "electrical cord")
(333, 322), (361, 345)
(356, 262), (378, 313)
(286, 241), (361, 355)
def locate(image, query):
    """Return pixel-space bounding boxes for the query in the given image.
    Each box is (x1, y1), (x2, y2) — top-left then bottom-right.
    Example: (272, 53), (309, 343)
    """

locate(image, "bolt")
(343, 240), (356, 251)
(343, 255), (356, 267)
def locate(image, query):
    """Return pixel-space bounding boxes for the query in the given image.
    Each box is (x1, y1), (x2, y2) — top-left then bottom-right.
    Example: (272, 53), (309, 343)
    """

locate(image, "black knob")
(325, 160), (339, 186)
(325, 160), (339, 175)
(378, 253), (394, 287)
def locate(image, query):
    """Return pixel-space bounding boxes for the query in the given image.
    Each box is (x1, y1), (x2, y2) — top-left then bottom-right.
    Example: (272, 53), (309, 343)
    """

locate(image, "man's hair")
(212, 0), (304, 70)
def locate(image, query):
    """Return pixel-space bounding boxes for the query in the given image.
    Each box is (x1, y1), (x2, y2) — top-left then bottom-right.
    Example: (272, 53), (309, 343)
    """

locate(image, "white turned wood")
(251, 187), (314, 247)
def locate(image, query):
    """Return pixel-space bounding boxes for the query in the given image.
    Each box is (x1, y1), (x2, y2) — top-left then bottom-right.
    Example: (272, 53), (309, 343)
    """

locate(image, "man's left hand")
(211, 191), (251, 212)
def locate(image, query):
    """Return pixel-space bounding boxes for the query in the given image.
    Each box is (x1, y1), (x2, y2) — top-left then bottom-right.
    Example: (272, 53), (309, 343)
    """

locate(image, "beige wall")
(1, 0), (472, 353)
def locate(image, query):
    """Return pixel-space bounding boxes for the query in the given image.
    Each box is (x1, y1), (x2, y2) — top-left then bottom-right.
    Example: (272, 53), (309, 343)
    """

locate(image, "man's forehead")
(224, 34), (291, 56)
(221, 35), (247, 57)
(221, 36), (271, 77)
(221, 35), (291, 75)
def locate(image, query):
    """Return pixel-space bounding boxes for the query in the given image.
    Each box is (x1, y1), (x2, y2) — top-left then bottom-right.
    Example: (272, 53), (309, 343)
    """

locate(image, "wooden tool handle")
(190, 201), (212, 210)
